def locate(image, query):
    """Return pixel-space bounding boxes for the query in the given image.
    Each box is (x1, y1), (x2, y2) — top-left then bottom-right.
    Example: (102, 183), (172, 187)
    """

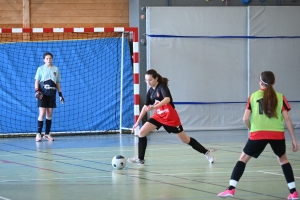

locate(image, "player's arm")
(34, 80), (43, 99)
(243, 109), (251, 129)
(153, 97), (170, 109)
(56, 82), (64, 104)
(56, 82), (62, 93)
(137, 105), (148, 123)
(243, 96), (252, 129)
(132, 105), (148, 132)
(35, 79), (40, 90)
(150, 85), (171, 110)
(283, 110), (298, 152)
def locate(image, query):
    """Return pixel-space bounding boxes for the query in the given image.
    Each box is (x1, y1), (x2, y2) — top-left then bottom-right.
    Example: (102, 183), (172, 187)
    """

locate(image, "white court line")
(259, 171), (300, 179)
(0, 196), (11, 200)
(0, 170), (295, 183)
(0, 147), (192, 156)
(0, 175), (113, 183)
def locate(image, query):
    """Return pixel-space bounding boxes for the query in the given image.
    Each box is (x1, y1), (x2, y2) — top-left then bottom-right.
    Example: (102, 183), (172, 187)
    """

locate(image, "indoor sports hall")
(1, 4), (300, 200)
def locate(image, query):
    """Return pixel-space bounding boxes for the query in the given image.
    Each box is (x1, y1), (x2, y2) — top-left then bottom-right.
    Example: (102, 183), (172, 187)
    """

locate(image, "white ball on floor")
(112, 155), (126, 170)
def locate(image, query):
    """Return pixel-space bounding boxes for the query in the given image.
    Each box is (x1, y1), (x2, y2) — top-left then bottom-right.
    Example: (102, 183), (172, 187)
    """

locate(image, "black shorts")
(38, 95), (57, 108)
(148, 118), (183, 134)
(243, 139), (286, 158)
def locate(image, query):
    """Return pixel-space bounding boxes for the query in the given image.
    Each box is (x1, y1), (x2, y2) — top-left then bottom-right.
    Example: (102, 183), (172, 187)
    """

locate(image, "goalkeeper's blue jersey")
(35, 64), (61, 97)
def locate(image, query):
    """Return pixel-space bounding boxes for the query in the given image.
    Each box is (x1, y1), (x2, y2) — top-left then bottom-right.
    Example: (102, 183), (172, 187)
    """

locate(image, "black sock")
(45, 119), (52, 135)
(38, 120), (44, 134)
(138, 136), (147, 160)
(282, 162), (297, 193)
(188, 137), (207, 154)
(230, 161), (246, 185)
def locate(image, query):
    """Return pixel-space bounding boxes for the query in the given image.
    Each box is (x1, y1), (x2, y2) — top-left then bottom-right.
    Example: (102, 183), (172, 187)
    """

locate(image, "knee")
(238, 152), (251, 163)
(278, 154), (289, 165)
(138, 129), (149, 137)
(181, 137), (190, 144)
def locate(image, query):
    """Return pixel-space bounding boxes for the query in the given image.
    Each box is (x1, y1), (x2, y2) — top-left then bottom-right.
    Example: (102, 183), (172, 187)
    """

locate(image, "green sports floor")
(0, 129), (299, 200)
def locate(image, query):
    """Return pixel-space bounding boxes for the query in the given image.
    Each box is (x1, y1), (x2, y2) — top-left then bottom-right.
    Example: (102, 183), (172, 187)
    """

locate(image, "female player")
(34, 52), (64, 142)
(127, 69), (214, 165)
(217, 71), (298, 199)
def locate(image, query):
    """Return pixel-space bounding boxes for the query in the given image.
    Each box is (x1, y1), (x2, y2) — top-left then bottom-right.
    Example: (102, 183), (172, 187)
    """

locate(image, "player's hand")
(292, 140), (298, 152)
(58, 92), (64, 104)
(35, 90), (43, 100)
(146, 105), (154, 111)
(60, 96), (64, 104)
(132, 122), (139, 133)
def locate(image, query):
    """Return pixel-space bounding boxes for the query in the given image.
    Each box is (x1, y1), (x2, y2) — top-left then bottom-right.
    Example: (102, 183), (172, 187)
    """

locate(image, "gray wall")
(129, 1), (300, 129)
(146, 6), (300, 130)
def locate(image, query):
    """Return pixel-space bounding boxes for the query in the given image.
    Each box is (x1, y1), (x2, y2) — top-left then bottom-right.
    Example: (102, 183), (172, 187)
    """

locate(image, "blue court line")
(174, 101), (300, 105)
(147, 34), (300, 39)
(174, 101), (246, 105)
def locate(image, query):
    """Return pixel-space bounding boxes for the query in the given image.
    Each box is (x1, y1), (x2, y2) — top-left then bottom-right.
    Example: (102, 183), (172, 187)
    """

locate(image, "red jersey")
(146, 83), (181, 127)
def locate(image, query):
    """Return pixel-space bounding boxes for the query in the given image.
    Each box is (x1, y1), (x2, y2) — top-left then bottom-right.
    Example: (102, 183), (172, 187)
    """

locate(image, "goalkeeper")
(34, 52), (64, 142)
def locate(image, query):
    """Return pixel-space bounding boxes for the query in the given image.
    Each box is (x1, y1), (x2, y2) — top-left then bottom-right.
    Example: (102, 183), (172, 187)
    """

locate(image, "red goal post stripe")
(0, 27), (140, 127)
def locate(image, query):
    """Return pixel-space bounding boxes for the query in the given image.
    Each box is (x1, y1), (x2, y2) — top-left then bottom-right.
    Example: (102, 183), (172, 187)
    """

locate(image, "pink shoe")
(43, 134), (54, 141)
(217, 189), (235, 198)
(288, 191), (299, 200)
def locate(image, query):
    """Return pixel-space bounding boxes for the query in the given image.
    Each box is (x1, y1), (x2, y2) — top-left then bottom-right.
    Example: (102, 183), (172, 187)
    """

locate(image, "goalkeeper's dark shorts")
(38, 95), (57, 108)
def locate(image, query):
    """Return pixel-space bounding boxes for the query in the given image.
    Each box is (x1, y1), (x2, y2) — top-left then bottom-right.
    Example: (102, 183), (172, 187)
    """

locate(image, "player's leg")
(128, 121), (158, 165)
(271, 140), (298, 199)
(43, 108), (54, 141)
(176, 130), (215, 164)
(36, 107), (46, 142)
(217, 152), (251, 198)
(217, 139), (265, 198)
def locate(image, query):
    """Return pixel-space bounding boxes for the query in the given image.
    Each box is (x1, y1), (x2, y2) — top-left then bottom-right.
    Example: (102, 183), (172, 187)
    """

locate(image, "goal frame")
(0, 27), (140, 135)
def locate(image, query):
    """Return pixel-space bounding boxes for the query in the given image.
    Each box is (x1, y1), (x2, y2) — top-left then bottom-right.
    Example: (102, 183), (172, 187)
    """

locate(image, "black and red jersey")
(146, 83), (181, 127)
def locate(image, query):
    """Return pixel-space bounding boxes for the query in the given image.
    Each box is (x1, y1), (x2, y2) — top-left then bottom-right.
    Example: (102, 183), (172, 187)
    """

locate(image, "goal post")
(0, 27), (140, 136)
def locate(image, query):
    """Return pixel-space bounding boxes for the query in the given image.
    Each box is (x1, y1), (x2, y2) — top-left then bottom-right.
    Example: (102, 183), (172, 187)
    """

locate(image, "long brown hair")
(146, 69), (169, 86)
(260, 71), (277, 118)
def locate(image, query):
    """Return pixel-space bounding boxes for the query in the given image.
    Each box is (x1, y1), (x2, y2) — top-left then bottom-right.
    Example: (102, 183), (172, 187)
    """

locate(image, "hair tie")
(260, 76), (268, 86)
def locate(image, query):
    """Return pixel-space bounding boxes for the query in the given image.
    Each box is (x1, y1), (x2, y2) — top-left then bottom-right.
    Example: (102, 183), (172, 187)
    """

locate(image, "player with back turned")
(34, 52), (64, 142)
(217, 71), (298, 199)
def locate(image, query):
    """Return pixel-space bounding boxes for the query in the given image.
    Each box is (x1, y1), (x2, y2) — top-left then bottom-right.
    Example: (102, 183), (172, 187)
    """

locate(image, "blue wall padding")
(0, 38), (133, 133)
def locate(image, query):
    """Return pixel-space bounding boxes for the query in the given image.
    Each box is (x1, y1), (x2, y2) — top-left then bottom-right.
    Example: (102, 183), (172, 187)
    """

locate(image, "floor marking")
(0, 159), (65, 174)
(260, 171), (300, 179)
(0, 196), (11, 200)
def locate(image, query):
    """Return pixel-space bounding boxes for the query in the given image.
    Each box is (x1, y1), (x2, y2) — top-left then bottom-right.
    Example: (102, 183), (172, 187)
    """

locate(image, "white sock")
(229, 180), (237, 187)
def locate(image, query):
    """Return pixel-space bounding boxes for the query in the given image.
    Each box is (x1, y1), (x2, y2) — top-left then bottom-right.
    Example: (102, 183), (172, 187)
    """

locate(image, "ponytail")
(260, 71), (277, 118)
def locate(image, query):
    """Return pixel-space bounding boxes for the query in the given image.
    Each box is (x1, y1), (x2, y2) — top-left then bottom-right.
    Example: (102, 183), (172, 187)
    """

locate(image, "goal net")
(0, 27), (139, 137)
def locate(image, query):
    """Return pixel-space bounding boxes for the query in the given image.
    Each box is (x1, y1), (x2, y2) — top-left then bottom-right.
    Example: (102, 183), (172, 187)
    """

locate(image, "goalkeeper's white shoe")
(43, 134), (54, 141)
(35, 133), (42, 142)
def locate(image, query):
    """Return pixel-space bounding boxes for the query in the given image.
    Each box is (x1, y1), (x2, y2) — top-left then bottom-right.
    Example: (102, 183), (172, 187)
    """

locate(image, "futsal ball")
(111, 155), (126, 170)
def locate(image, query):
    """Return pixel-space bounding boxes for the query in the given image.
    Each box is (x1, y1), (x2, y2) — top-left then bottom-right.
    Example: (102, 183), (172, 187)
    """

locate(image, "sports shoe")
(127, 156), (145, 165)
(205, 151), (215, 164)
(43, 134), (54, 141)
(35, 133), (42, 142)
(287, 191), (299, 200)
(217, 189), (235, 198)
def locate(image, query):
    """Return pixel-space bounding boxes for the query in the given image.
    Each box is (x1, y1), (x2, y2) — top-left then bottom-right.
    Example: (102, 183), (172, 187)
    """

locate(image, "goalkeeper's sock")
(45, 118), (52, 135)
(38, 120), (44, 134)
